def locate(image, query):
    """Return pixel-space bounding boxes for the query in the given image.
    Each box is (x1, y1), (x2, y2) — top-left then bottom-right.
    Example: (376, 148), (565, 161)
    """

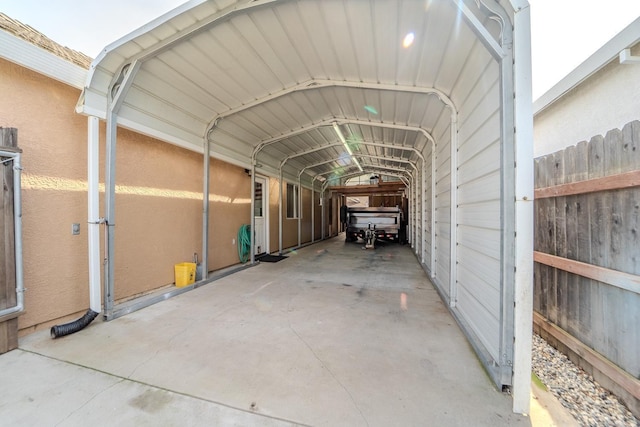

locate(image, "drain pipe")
(51, 117), (101, 338)
(0, 148), (24, 321)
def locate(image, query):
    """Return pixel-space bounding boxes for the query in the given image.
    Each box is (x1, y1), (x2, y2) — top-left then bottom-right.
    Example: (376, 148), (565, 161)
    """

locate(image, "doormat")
(257, 254), (288, 263)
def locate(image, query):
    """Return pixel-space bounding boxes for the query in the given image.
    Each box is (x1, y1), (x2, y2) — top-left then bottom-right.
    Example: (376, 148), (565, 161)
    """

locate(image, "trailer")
(344, 206), (403, 248)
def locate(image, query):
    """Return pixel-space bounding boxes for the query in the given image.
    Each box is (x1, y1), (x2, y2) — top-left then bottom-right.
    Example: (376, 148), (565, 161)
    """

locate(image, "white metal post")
(202, 138), (210, 278)
(278, 168), (283, 254)
(311, 180), (315, 243)
(421, 159), (427, 265)
(87, 116), (101, 313)
(298, 175), (302, 248)
(449, 112), (458, 308)
(104, 109), (117, 318)
(511, 3), (534, 415)
(250, 160), (256, 264)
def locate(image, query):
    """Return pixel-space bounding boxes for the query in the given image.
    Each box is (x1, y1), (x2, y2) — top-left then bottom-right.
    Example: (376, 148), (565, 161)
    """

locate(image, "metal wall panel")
(455, 59), (502, 366)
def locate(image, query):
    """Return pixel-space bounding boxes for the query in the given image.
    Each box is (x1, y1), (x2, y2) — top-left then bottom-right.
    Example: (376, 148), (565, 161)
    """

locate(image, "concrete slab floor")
(4, 236), (536, 426)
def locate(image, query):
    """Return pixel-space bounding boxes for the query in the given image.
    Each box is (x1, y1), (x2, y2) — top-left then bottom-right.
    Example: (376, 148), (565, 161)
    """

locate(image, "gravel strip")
(532, 333), (639, 427)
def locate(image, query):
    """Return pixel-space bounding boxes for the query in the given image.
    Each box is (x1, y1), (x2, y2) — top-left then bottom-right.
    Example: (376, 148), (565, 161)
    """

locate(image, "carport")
(75, 0), (533, 413)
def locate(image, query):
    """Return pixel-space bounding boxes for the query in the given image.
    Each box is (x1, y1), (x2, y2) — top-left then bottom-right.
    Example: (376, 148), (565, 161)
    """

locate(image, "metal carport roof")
(76, 0), (534, 414)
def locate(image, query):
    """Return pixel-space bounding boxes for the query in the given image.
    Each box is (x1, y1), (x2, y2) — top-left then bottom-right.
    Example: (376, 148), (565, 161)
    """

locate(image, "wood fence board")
(533, 252), (640, 294)
(553, 151), (568, 330)
(621, 120), (640, 173)
(564, 145), (580, 336)
(574, 140), (592, 337)
(605, 129), (624, 366)
(605, 129), (623, 174)
(613, 187), (639, 375)
(0, 128), (18, 354)
(533, 158), (543, 313)
(537, 155), (555, 318)
(535, 170), (640, 199)
(587, 135), (608, 357)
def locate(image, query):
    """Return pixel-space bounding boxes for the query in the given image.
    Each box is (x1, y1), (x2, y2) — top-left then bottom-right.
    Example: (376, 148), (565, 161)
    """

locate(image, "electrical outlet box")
(72, 223), (80, 235)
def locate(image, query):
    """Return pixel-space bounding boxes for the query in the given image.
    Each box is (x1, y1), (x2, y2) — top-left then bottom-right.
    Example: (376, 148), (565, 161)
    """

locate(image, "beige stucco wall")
(0, 58), (91, 332)
(534, 43), (640, 157)
(0, 57), (276, 335)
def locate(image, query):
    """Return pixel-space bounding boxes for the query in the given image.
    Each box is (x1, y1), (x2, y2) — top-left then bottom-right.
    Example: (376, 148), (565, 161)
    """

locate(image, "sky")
(1, 0), (639, 100)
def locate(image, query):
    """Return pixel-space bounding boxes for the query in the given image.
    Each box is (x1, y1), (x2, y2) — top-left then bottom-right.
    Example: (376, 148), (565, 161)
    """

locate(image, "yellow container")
(174, 262), (196, 287)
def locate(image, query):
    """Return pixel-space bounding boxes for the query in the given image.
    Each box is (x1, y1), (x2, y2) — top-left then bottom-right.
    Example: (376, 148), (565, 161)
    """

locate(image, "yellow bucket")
(174, 262), (196, 287)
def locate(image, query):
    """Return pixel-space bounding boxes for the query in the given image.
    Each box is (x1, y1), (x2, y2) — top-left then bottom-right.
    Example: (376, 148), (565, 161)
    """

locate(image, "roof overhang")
(0, 26), (87, 89)
(534, 16), (640, 115)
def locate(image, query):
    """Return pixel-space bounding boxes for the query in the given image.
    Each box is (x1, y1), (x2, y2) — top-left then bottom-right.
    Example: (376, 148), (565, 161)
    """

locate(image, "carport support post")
(249, 159), (256, 264)
(278, 167), (283, 255)
(202, 137), (210, 277)
(297, 174), (302, 248)
(320, 188), (324, 239)
(407, 181), (411, 246)
(104, 110), (117, 318)
(431, 145), (436, 277)
(511, 3), (534, 414)
(411, 176), (418, 255)
(421, 159), (427, 264)
(449, 112), (458, 308)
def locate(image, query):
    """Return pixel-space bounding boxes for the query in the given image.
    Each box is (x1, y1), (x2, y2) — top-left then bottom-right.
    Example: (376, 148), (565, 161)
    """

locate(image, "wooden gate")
(0, 127), (18, 354)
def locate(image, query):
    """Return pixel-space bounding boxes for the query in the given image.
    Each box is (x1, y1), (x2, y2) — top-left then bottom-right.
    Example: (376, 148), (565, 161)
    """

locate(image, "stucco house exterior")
(534, 17), (640, 156)
(0, 12), (323, 336)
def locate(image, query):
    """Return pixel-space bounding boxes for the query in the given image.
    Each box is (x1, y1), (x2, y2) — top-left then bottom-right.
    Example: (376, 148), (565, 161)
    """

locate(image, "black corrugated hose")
(50, 309), (99, 338)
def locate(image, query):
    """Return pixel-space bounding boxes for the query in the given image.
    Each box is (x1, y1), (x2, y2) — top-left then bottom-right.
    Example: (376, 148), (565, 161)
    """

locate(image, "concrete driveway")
(1, 237), (532, 426)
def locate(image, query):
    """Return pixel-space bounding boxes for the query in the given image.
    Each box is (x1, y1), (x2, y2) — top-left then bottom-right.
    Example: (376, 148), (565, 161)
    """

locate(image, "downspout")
(87, 117), (101, 312)
(0, 148), (24, 321)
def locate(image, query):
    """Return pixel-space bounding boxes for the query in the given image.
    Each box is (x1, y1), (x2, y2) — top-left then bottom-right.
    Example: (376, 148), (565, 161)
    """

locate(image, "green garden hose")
(237, 224), (251, 263)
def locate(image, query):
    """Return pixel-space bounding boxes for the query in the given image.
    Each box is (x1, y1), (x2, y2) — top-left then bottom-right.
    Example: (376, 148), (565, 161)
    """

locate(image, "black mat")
(257, 254), (288, 263)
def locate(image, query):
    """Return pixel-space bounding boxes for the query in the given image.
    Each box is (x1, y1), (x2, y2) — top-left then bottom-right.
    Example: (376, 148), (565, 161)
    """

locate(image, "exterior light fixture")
(332, 122), (363, 172)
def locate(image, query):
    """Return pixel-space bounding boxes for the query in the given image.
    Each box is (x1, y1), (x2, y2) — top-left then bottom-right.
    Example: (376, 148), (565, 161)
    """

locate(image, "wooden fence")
(534, 120), (640, 415)
(0, 127), (18, 354)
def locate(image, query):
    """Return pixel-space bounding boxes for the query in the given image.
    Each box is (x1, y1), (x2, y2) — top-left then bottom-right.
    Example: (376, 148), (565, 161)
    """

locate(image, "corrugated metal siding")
(455, 52), (502, 362)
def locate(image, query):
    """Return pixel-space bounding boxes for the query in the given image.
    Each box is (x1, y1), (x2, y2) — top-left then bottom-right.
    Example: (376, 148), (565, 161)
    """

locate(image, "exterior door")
(254, 176), (267, 255)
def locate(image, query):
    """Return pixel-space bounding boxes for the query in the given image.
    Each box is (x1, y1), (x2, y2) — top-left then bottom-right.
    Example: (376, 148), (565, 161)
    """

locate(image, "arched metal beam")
(280, 140), (426, 171)
(209, 80), (456, 139)
(256, 118), (433, 163)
